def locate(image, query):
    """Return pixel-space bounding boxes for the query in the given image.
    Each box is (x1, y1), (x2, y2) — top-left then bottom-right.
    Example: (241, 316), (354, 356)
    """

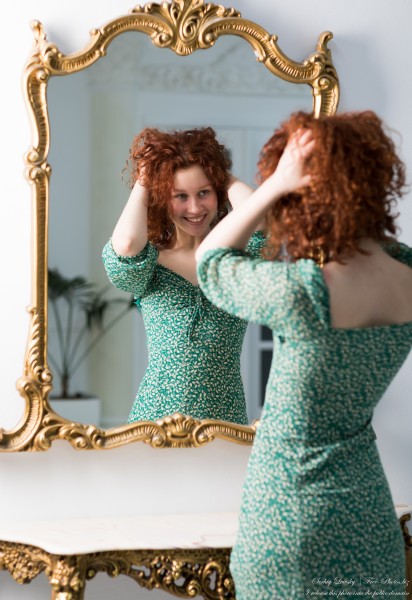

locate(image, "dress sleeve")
(381, 241), (412, 267)
(244, 231), (267, 258)
(102, 239), (158, 298)
(197, 247), (329, 335)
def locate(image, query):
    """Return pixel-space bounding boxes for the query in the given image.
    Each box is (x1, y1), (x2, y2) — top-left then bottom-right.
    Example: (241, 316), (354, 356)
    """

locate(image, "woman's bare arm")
(228, 177), (268, 231)
(227, 177), (254, 210)
(111, 181), (149, 256)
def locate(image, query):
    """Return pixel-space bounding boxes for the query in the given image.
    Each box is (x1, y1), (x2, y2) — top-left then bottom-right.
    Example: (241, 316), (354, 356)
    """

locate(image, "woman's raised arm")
(227, 177), (254, 210)
(111, 180), (149, 256)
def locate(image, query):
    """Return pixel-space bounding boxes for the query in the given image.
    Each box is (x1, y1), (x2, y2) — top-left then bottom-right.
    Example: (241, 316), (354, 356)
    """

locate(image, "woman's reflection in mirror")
(102, 127), (266, 423)
(196, 111), (412, 598)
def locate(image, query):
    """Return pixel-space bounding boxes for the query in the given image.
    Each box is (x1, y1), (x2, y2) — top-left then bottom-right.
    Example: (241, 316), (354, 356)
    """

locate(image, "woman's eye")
(175, 194), (187, 200)
(199, 189), (210, 197)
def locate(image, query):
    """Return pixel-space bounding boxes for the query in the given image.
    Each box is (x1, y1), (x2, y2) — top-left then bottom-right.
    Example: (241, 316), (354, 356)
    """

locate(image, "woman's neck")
(333, 238), (385, 265)
(168, 228), (211, 252)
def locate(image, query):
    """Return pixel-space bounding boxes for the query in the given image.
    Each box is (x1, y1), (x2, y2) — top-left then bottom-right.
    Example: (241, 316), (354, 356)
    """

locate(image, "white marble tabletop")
(0, 506), (410, 556)
(396, 504), (412, 520)
(0, 512), (239, 555)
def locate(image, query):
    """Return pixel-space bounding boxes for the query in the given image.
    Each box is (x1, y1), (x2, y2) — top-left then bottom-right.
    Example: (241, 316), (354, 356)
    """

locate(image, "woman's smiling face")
(169, 165), (218, 239)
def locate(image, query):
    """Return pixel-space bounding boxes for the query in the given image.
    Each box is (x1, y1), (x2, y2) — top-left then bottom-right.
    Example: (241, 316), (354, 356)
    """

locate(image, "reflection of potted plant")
(47, 268), (134, 422)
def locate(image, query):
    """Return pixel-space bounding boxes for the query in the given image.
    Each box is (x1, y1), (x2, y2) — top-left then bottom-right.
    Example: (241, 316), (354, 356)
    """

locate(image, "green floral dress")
(102, 233), (265, 424)
(197, 242), (412, 599)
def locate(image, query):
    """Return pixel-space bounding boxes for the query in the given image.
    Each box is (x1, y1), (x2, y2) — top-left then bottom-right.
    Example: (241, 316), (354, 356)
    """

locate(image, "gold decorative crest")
(0, 0), (339, 452)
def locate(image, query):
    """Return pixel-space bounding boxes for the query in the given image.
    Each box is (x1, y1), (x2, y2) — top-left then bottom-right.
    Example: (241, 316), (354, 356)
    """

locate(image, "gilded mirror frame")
(0, 0), (339, 451)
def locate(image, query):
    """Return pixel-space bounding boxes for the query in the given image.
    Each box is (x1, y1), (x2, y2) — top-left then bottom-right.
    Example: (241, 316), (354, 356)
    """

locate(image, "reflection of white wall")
(88, 90), (144, 426)
(1, 1), (412, 598)
(47, 71), (92, 396)
(48, 71), (91, 279)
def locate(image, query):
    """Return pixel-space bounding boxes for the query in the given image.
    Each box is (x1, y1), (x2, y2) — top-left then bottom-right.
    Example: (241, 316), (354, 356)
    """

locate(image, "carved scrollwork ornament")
(0, 542), (234, 599)
(0, 0), (339, 452)
(83, 548), (234, 599)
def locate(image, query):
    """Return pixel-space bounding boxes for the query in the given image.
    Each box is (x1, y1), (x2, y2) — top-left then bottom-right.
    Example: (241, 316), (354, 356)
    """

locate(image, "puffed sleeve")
(197, 247), (329, 336)
(382, 241), (412, 267)
(244, 230), (267, 259)
(102, 239), (158, 299)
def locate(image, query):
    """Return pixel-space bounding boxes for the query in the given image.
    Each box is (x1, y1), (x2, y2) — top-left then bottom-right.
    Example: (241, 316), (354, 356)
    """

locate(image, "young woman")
(195, 111), (412, 598)
(103, 127), (265, 424)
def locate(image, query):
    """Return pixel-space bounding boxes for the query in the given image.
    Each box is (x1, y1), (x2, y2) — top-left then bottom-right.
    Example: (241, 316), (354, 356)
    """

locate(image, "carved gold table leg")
(48, 555), (87, 600)
(400, 513), (412, 600)
(0, 541), (86, 599)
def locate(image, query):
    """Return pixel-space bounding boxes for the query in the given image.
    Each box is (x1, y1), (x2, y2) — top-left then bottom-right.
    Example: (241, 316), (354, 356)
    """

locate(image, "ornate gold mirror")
(0, 0), (338, 451)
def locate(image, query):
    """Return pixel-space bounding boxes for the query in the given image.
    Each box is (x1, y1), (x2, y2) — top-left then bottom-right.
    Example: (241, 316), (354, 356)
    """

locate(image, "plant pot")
(49, 396), (102, 426)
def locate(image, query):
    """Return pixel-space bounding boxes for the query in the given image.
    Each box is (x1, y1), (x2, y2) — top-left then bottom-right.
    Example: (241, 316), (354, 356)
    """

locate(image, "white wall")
(1, 1), (411, 598)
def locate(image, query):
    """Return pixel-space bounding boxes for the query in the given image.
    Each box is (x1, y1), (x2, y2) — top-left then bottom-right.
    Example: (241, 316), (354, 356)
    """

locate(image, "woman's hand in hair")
(269, 129), (314, 196)
(196, 131), (314, 258)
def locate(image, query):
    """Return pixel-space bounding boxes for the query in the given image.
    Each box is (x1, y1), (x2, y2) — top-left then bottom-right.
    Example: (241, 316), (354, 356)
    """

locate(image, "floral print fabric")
(102, 232), (266, 424)
(197, 241), (412, 599)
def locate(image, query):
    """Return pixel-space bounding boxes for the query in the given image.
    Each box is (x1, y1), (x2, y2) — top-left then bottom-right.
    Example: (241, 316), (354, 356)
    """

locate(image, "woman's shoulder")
(381, 239), (412, 267)
(103, 239), (159, 264)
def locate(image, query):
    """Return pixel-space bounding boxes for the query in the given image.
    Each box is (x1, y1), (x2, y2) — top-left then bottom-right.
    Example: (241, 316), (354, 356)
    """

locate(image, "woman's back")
(197, 241), (412, 438)
(324, 240), (412, 329)
(196, 241), (412, 598)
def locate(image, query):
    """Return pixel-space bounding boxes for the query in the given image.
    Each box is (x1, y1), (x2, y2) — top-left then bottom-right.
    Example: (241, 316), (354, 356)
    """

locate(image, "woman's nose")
(187, 197), (203, 213)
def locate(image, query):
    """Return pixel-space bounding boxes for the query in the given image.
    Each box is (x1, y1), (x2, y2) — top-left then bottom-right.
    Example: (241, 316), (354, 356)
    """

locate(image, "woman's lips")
(184, 215), (207, 224)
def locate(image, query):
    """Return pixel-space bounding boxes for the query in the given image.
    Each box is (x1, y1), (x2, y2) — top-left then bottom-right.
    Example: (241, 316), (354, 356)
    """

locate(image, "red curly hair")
(258, 111), (407, 262)
(125, 127), (231, 247)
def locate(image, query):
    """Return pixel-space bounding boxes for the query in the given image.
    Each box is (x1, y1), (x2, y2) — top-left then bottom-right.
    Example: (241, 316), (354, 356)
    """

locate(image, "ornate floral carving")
(0, 542), (49, 584)
(0, 541), (234, 599)
(131, 0), (241, 55)
(83, 548), (234, 598)
(0, 0), (339, 452)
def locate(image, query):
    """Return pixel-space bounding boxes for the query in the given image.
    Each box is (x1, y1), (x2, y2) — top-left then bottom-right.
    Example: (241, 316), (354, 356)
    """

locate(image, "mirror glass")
(47, 31), (312, 428)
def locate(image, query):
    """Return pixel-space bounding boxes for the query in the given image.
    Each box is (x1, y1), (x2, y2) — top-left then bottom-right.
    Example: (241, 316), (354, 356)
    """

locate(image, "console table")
(0, 508), (411, 599)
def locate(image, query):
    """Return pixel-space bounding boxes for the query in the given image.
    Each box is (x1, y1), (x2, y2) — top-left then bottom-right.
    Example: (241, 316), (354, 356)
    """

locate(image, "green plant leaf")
(47, 268), (135, 397)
